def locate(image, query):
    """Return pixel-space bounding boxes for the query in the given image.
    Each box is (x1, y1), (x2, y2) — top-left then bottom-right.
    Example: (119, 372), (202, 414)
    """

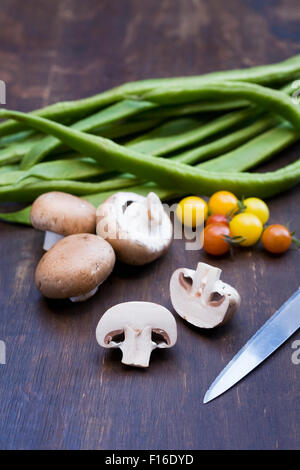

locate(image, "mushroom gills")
(151, 328), (171, 345)
(43, 230), (64, 251)
(104, 326), (171, 366)
(104, 329), (125, 345)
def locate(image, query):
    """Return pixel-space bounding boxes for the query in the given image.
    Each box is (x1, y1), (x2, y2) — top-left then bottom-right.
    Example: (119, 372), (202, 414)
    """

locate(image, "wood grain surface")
(0, 0), (300, 450)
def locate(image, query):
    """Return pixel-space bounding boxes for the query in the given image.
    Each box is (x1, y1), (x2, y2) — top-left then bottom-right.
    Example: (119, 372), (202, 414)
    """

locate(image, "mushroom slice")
(170, 262), (240, 329)
(96, 302), (177, 368)
(35, 233), (115, 302)
(96, 191), (173, 265)
(30, 191), (97, 250)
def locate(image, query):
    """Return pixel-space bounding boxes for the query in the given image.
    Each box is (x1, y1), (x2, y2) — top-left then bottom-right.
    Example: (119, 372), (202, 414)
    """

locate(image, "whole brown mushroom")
(30, 191), (96, 250)
(35, 233), (115, 302)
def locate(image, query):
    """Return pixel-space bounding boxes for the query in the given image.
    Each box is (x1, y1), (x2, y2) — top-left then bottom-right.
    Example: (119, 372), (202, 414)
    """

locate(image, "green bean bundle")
(0, 110), (299, 199)
(0, 54), (300, 227)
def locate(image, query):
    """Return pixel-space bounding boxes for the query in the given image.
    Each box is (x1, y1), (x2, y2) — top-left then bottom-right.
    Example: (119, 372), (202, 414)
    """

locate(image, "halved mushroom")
(30, 191), (97, 250)
(96, 191), (173, 265)
(170, 262), (240, 328)
(35, 233), (115, 302)
(96, 301), (177, 367)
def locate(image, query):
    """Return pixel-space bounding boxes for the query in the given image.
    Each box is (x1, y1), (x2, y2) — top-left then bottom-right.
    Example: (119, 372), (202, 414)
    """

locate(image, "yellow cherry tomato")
(229, 213), (263, 247)
(244, 197), (269, 225)
(208, 191), (238, 216)
(176, 196), (208, 228)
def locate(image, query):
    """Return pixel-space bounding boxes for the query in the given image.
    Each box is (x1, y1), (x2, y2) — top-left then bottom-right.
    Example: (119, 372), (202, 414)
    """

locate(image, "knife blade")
(203, 288), (300, 404)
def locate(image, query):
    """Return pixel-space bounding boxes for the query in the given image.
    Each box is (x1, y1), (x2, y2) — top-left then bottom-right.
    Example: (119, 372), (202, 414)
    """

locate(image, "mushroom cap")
(170, 263), (240, 328)
(30, 191), (96, 236)
(35, 233), (115, 299)
(96, 301), (177, 348)
(96, 191), (173, 265)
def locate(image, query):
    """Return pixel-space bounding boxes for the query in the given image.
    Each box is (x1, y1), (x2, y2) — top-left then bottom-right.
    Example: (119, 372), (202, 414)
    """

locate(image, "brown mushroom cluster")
(31, 190), (173, 303)
(31, 192), (115, 302)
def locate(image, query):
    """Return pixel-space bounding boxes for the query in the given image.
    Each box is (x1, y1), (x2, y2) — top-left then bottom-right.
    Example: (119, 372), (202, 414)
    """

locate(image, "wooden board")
(0, 0), (299, 450)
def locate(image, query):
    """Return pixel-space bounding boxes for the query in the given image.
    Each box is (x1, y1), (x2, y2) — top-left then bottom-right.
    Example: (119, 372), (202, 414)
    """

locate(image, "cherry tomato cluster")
(176, 191), (297, 256)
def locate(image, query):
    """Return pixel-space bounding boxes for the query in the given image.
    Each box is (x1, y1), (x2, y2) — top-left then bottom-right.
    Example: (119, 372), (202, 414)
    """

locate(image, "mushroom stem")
(120, 325), (156, 368)
(43, 231), (64, 251)
(195, 263), (222, 302)
(69, 286), (99, 303)
(147, 192), (163, 225)
(191, 263), (207, 295)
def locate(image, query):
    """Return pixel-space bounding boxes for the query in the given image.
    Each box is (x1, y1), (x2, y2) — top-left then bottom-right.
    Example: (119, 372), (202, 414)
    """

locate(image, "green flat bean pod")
(10, 80), (295, 169)
(0, 164), (19, 174)
(0, 135), (44, 166)
(90, 120), (299, 203)
(201, 123), (299, 172)
(130, 99), (250, 120)
(98, 117), (163, 140)
(0, 130), (36, 145)
(126, 117), (204, 154)
(16, 158), (112, 184)
(0, 206), (32, 226)
(83, 154), (300, 204)
(126, 108), (258, 156)
(174, 114), (278, 164)
(171, 80), (296, 165)
(3, 152), (299, 226)
(1, 109), (299, 198)
(0, 175), (142, 202)
(20, 99), (157, 170)
(0, 170), (23, 186)
(0, 158), (112, 186)
(1, 126), (299, 225)
(139, 81), (300, 130)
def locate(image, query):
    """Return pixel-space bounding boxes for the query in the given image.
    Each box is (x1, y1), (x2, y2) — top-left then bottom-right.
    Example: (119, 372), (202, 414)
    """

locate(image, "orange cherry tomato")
(203, 223), (231, 256)
(262, 224), (292, 254)
(206, 214), (229, 227)
(208, 191), (238, 216)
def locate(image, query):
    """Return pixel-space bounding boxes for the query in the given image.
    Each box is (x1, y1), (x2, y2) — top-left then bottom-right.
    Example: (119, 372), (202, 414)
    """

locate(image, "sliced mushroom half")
(170, 262), (240, 328)
(96, 191), (173, 265)
(96, 301), (177, 367)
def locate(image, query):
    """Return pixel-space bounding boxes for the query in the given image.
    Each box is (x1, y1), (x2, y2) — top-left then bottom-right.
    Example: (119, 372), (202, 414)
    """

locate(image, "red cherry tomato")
(203, 223), (231, 256)
(206, 214), (229, 227)
(262, 224), (292, 254)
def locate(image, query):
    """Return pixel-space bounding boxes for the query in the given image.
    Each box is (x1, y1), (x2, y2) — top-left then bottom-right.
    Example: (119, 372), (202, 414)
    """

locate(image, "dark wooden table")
(0, 0), (300, 450)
